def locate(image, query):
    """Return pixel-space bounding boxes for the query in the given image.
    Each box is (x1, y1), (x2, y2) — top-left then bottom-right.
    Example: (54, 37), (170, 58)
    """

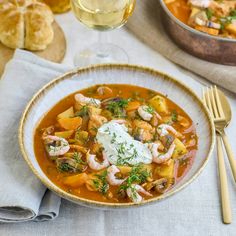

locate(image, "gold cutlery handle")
(217, 135), (232, 224)
(221, 131), (236, 183)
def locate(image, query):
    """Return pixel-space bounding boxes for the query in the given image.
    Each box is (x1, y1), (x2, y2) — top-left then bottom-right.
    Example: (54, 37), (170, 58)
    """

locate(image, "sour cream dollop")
(96, 121), (152, 165)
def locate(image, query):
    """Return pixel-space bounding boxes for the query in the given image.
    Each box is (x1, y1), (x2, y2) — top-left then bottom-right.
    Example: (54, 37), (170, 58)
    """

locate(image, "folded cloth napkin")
(126, 0), (236, 94)
(0, 49), (72, 222)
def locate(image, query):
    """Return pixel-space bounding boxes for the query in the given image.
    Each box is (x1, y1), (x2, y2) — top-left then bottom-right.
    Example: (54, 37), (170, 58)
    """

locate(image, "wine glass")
(71, 0), (136, 67)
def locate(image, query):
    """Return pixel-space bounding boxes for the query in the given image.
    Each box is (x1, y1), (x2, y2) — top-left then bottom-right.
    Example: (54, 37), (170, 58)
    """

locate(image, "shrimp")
(44, 135), (70, 156)
(189, 0), (211, 8)
(151, 142), (176, 164)
(157, 124), (179, 137)
(147, 142), (161, 159)
(41, 126), (54, 139)
(126, 184), (152, 203)
(107, 165), (127, 186)
(75, 93), (101, 107)
(138, 105), (161, 122)
(97, 86), (113, 96)
(86, 151), (110, 170)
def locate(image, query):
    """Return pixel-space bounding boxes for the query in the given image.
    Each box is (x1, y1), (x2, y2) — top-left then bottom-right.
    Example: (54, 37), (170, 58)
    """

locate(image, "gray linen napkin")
(0, 49), (72, 222)
(126, 0), (236, 94)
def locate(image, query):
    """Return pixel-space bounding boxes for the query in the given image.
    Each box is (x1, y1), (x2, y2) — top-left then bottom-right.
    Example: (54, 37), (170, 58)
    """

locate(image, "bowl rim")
(159, 0), (236, 43)
(18, 64), (215, 208)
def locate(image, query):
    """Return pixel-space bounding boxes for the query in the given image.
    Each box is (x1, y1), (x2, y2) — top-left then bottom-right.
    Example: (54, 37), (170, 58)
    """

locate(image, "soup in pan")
(165, 0), (236, 39)
(34, 84), (198, 203)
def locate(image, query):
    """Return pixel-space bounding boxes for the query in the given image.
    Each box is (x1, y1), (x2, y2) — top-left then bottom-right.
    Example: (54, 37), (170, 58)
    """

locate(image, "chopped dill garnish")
(58, 163), (71, 172)
(206, 8), (213, 20)
(107, 98), (129, 118)
(73, 152), (86, 165)
(171, 110), (178, 122)
(75, 105), (89, 117)
(93, 170), (109, 195)
(143, 105), (154, 114)
(119, 165), (150, 191)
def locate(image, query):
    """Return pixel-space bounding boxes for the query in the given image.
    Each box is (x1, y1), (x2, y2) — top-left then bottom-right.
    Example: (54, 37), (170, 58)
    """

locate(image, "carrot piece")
(58, 117), (82, 130)
(195, 26), (219, 36)
(126, 101), (140, 112)
(63, 173), (88, 187)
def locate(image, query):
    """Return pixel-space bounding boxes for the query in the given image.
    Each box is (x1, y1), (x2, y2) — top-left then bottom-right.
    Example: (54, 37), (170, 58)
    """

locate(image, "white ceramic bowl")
(19, 64), (215, 209)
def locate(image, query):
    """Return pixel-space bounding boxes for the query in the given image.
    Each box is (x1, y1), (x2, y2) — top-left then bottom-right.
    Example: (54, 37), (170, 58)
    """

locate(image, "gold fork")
(203, 86), (232, 224)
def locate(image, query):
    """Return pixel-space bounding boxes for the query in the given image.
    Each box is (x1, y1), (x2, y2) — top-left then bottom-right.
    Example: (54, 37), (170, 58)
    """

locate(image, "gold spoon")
(218, 90), (236, 183)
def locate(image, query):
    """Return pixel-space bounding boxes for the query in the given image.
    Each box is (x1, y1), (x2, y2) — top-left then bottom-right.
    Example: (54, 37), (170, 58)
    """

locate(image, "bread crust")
(0, 0), (54, 51)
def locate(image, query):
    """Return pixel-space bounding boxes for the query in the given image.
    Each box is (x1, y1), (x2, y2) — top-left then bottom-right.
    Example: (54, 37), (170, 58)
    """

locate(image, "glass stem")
(97, 31), (110, 58)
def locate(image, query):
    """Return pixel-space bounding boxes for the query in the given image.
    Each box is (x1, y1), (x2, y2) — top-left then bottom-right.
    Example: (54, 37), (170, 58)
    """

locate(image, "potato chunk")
(63, 173), (88, 187)
(226, 24), (236, 36)
(58, 117), (82, 130)
(172, 138), (187, 159)
(149, 95), (168, 114)
(155, 159), (174, 178)
(55, 130), (74, 139)
(57, 107), (74, 119)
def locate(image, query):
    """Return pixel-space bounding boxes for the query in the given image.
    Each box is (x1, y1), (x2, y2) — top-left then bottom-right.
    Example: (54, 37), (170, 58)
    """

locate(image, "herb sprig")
(119, 165), (150, 191)
(107, 98), (129, 118)
(93, 170), (109, 195)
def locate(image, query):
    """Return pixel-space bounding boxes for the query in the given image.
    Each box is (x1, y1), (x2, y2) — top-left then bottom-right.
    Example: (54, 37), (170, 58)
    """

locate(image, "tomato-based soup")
(165, 0), (236, 39)
(34, 84), (198, 203)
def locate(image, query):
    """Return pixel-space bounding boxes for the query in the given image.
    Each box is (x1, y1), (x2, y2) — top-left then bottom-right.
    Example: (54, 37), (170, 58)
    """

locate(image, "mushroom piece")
(144, 178), (175, 194)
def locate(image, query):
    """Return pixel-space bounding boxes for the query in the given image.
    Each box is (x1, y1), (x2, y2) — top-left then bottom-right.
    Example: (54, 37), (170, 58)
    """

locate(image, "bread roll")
(0, 0), (54, 51)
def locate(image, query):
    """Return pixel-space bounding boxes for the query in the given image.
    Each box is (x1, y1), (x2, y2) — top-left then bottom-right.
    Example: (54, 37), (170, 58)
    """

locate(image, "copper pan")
(159, 0), (236, 65)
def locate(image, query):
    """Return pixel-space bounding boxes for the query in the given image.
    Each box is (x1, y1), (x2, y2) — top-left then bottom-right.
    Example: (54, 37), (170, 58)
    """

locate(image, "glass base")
(74, 43), (129, 67)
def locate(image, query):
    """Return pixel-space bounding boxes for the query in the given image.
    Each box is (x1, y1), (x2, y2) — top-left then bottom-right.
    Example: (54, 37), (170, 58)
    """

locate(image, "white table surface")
(1, 12), (236, 236)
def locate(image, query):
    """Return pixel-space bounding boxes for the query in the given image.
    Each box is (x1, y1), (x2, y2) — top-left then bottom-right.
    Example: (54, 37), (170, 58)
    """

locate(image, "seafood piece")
(42, 126), (54, 139)
(133, 120), (155, 142)
(86, 151), (110, 170)
(138, 105), (153, 121)
(148, 142), (176, 164)
(126, 184), (152, 203)
(75, 93), (101, 107)
(107, 165), (127, 186)
(44, 135), (70, 156)
(147, 142), (161, 159)
(97, 86), (113, 95)
(157, 124), (179, 137)
(189, 0), (211, 8)
(138, 105), (161, 121)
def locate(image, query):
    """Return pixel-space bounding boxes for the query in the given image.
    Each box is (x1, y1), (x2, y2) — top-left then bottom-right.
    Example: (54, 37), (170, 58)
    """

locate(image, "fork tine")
(202, 88), (207, 107)
(214, 86), (225, 119)
(209, 86), (220, 119)
(205, 87), (215, 118)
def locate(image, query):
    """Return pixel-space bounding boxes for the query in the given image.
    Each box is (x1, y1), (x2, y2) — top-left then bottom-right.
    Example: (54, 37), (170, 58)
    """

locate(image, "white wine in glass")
(71, 0), (136, 66)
